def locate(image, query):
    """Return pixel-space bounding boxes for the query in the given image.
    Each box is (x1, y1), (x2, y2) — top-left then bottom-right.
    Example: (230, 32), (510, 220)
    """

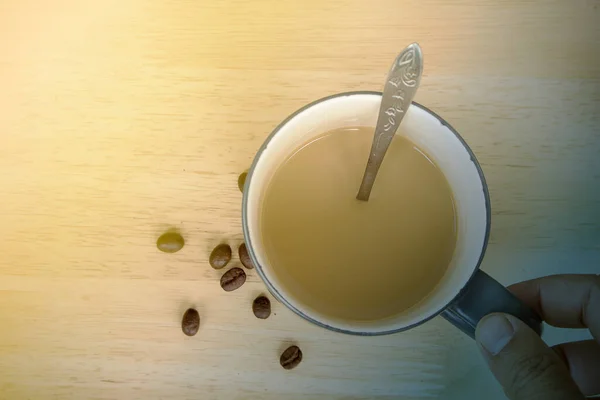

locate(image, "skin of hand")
(475, 274), (600, 400)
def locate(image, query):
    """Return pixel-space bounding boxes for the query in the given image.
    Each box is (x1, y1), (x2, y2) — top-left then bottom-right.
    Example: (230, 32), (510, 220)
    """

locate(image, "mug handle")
(441, 270), (543, 338)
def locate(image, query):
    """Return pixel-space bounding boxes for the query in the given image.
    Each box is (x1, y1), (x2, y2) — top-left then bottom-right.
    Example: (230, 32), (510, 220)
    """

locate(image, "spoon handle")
(356, 43), (423, 201)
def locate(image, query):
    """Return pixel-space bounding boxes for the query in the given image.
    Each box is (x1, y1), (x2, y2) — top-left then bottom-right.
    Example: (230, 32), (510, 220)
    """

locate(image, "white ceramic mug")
(242, 92), (541, 337)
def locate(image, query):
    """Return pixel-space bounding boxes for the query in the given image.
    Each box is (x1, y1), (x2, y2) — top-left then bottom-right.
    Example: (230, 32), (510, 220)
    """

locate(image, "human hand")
(475, 274), (600, 400)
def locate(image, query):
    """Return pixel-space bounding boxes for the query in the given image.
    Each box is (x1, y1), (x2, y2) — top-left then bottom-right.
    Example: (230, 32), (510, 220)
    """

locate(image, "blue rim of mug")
(241, 91), (492, 336)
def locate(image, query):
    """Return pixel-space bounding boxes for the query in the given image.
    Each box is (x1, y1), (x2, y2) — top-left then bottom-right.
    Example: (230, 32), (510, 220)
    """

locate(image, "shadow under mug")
(242, 91), (542, 338)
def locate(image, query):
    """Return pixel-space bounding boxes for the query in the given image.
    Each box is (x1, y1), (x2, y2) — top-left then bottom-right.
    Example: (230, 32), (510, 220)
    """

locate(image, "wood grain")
(0, 1), (598, 399)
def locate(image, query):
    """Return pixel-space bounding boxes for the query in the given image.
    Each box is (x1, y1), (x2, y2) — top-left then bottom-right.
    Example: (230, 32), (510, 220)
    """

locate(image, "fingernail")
(476, 314), (515, 356)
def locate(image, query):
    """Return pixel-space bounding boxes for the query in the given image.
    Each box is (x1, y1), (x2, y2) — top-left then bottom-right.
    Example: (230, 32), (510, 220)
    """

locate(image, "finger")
(552, 340), (600, 397)
(476, 313), (584, 400)
(508, 274), (600, 341)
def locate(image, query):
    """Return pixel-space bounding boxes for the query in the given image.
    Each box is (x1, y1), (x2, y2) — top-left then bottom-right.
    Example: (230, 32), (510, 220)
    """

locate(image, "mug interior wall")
(245, 93), (488, 333)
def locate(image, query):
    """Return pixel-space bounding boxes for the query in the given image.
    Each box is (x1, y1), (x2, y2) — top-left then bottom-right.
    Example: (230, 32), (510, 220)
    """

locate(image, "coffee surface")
(261, 127), (457, 322)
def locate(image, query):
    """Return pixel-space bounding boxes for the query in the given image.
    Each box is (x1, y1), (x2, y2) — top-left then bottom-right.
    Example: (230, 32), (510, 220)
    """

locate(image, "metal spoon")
(356, 43), (423, 201)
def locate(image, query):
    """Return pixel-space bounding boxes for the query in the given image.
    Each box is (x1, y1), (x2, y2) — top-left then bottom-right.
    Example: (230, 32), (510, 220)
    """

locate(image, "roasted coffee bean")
(238, 171), (248, 193)
(181, 308), (200, 336)
(220, 267), (246, 292)
(209, 244), (232, 269)
(280, 345), (302, 370)
(238, 243), (254, 269)
(156, 231), (185, 253)
(252, 295), (271, 319)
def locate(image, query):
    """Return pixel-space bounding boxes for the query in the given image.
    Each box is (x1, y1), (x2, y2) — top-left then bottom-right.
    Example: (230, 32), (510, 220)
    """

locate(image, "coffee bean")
(238, 243), (254, 269)
(238, 171), (248, 193)
(280, 345), (302, 370)
(209, 244), (232, 269)
(181, 308), (200, 336)
(220, 267), (246, 292)
(156, 231), (185, 253)
(252, 295), (271, 319)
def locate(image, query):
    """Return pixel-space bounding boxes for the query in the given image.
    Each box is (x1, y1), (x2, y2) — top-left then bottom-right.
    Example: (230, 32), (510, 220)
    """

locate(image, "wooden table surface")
(1, 1), (599, 399)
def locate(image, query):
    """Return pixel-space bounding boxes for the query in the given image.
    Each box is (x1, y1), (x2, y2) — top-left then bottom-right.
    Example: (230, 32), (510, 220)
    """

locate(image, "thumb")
(475, 313), (584, 400)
